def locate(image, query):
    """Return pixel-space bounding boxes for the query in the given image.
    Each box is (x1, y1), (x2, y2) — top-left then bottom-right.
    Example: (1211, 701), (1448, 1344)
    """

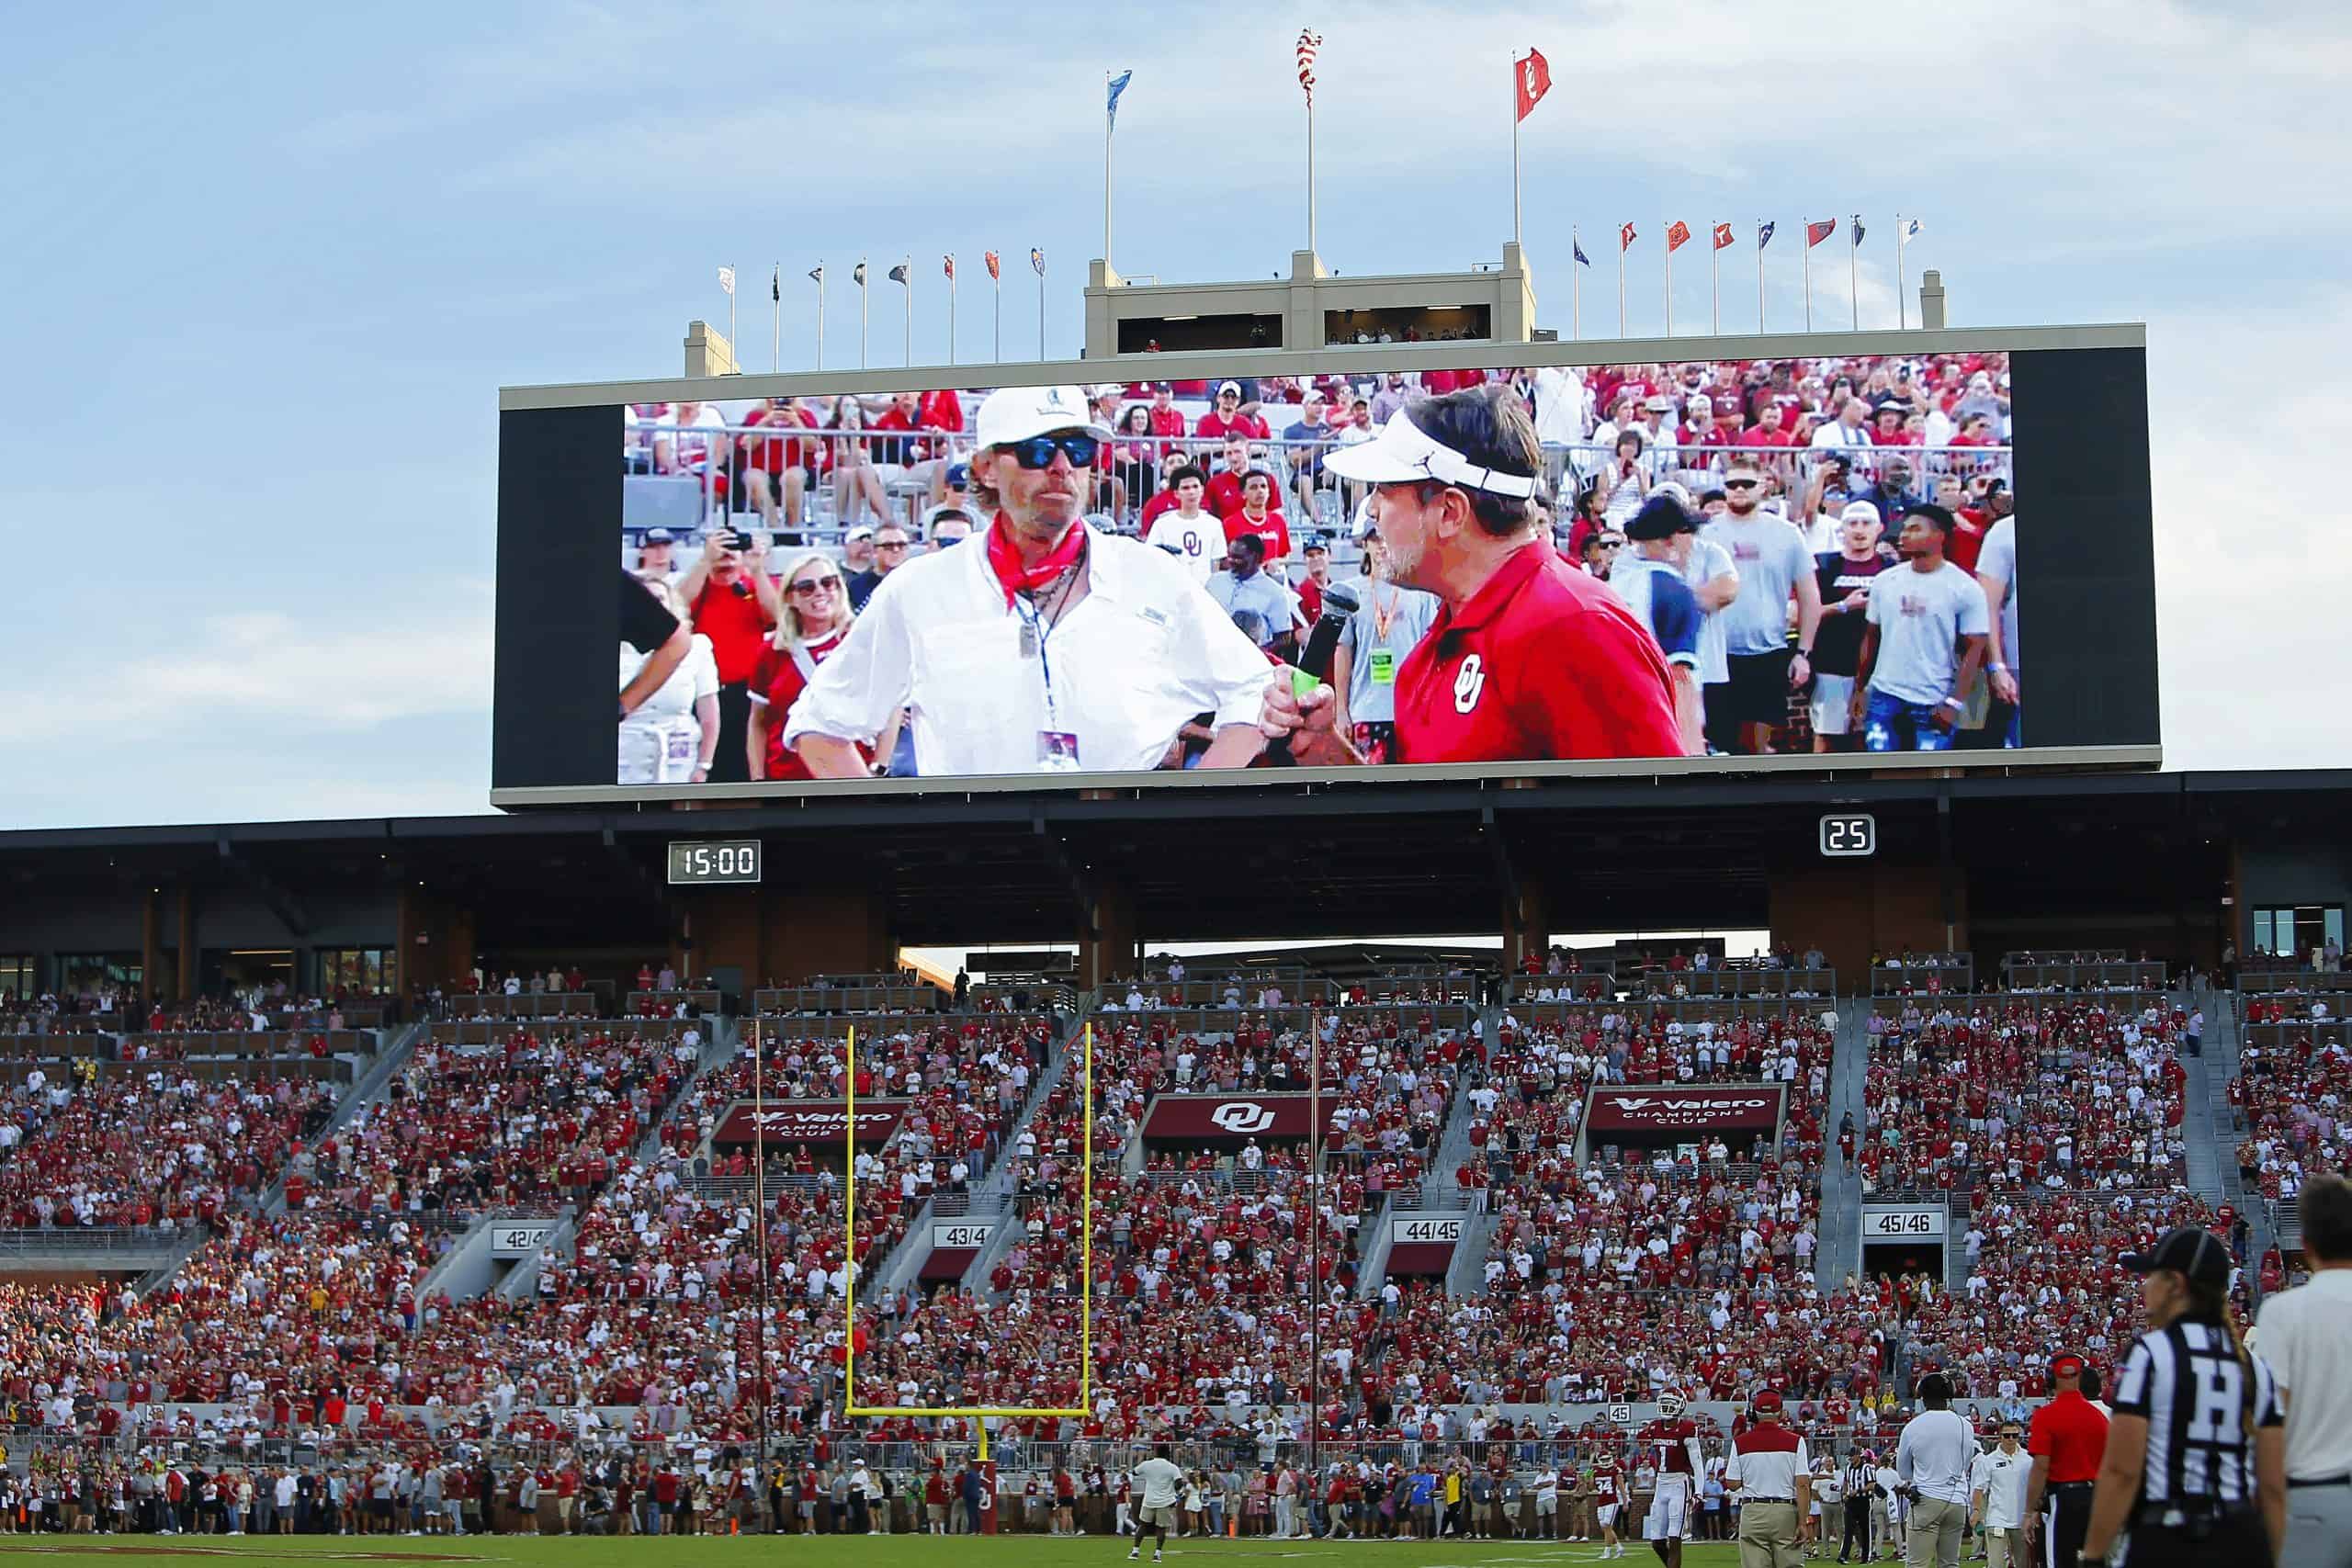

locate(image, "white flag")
(717, 266), (737, 295)
(1902, 218), (1923, 242)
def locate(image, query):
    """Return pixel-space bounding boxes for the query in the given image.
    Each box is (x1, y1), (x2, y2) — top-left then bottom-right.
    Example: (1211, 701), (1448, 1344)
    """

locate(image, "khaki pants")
(1983, 1525), (2024, 1568)
(1738, 1499), (1804, 1568)
(1905, 1496), (1962, 1568)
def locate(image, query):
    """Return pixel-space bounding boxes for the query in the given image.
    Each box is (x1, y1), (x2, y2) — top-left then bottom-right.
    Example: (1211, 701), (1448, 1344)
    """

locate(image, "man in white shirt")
(2254, 1173), (2352, 1568)
(1129, 1448), (1185, 1563)
(1810, 398), (1874, 451)
(1967, 1418), (2030, 1568)
(1143, 466), (1222, 584)
(786, 385), (1273, 779)
(1850, 505), (1990, 754)
(1896, 1373), (1976, 1568)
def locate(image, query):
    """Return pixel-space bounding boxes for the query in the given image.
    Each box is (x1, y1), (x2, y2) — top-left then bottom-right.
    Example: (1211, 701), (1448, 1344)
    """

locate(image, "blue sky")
(3, 0), (2345, 829)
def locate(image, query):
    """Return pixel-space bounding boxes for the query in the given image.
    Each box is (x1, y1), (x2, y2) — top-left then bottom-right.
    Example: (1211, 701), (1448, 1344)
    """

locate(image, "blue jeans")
(1862, 689), (1954, 752)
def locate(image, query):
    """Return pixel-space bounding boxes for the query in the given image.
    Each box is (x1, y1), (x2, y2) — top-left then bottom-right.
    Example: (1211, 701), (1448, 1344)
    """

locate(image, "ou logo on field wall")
(1208, 1101), (1277, 1134)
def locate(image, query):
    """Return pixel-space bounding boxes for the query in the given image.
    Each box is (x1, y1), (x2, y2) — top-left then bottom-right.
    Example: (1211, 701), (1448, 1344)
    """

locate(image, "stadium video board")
(492, 326), (2155, 805)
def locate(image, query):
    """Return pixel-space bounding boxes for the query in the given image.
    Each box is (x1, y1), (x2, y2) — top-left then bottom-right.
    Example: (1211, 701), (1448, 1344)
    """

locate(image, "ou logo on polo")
(1209, 1101), (1276, 1134)
(1453, 654), (1487, 713)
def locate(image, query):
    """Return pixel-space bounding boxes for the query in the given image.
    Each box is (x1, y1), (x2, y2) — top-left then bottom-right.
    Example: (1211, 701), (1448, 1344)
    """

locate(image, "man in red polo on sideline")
(1260, 383), (1684, 764)
(2021, 1350), (2107, 1565)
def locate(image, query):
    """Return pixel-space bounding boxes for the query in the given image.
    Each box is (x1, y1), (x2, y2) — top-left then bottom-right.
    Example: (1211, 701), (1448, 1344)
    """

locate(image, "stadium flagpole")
(857, 257), (870, 369)
(947, 255), (958, 367)
(811, 265), (826, 371)
(1617, 224), (1627, 337)
(1571, 226), (1581, 341)
(1664, 227), (1674, 337)
(771, 265), (781, 373)
(753, 1013), (770, 1510)
(1849, 216), (1861, 331)
(1758, 222), (1769, 333)
(1803, 221), (1814, 331)
(1710, 224), (1720, 336)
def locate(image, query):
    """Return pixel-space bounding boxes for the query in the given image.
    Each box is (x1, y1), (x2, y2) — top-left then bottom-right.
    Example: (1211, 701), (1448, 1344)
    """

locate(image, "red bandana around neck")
(985, 517), (1087, 608)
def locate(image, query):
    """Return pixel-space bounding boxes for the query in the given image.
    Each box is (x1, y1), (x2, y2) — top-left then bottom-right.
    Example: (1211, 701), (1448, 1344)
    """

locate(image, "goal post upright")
(842, 1014), (1096, 1430)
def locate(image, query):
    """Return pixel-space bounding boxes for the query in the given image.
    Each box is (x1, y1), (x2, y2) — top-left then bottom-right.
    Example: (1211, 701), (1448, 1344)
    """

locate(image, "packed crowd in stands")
(289, 1027), (695, 1213)
(2231, 993), (2349, 1206)
(0, 1063), (339, 1228)
(1858, 997), (2187, 1192)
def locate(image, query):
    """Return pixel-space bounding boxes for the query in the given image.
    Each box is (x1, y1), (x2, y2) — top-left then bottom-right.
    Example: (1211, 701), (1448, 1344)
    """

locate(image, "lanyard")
(1371, 585), (1398, 641)
(1013, 592), (1061, 728)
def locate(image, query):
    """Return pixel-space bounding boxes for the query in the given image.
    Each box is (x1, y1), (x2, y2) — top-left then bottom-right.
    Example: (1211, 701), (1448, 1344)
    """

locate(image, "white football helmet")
(1655, 1387), (1689, 1419)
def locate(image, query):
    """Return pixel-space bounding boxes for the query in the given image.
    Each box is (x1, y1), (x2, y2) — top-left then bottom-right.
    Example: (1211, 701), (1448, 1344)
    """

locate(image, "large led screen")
(494, 339), (2156, 800)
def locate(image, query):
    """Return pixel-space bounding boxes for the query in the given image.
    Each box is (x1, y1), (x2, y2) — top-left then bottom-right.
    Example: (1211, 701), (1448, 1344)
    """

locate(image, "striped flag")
(1713, 222), (1735, 251)
(1805, 220), (1837, 248)
(984, 251), (1001, 281)
(1296, 28), (1320, 103)
(1666, 220), (1691, 253)
(1620, 221), (1637, 251)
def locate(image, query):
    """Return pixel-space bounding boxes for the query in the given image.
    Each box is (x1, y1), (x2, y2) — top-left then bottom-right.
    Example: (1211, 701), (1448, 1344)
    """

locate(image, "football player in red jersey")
(1639, 1387), (1706, 1567)
(1592, 1447), (1630, 1559)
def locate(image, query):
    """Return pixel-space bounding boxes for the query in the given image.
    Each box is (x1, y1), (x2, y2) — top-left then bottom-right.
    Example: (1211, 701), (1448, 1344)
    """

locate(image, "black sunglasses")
(788, 574), (842, 593)
(1002, 433), (1101, 470)
(875, 539), (912, 551)
(1724, 479), (1761, 490)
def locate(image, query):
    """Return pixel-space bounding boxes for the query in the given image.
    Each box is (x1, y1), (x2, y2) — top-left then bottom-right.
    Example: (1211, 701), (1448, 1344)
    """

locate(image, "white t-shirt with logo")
(1146, 509), (1222, 585)
(1701, 513), (1815, 658)
(1863, 560), (1990, 707)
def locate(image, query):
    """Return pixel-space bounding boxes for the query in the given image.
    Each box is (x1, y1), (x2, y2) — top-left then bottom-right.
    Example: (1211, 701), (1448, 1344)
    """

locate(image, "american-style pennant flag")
(1295, 29), (1320, 104)
(1713, 222), (1735, 251)
(887, 261), (910, 285)
(1850, 216), (1867, 247)
(1666, 220), (1691, 253)
(1758, 220), (1777, 248)
(943, 254), (956, 280)
(1620, 221), (1637, 251)
(1029, 246), (1046, 276)
(1805, 220), (1837, 248)
(984, 251), (1001, 281)
(1514, 48), (1551, 122)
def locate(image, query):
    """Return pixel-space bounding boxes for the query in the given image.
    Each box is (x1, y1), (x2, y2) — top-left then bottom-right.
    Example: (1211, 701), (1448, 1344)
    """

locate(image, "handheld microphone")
(1270, 581), (1359, 765)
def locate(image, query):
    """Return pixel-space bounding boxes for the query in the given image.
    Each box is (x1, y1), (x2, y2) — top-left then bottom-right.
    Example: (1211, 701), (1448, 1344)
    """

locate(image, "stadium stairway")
(639, 1012), (737, 1168)
(1814, 994), (1871, 1291)
(1352, 1192), (1396, 1300)
(259, 1021), (420, 1218)
(2199, 987), (2284, 1288)
(1443, 1203), (1498, 1295)
(956, 1011), (1082, 1303)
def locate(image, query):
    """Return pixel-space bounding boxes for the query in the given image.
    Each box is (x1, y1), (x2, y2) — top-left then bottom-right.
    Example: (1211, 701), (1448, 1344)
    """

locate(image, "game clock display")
(666, 839), (762, 885)
(1819, 812), (1878, 858)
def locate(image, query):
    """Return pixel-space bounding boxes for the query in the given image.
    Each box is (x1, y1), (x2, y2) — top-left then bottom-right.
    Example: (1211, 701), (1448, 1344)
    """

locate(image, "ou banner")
(1140, 1092), (1350, 1145)
(1582, 1083), (1788, 1139)
(710, 1099), (910, 1146)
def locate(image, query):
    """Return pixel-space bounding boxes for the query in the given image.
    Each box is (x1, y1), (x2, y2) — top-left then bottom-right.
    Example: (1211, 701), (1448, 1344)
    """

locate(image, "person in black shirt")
(620, 570), (689, 717)
(2084, 1225), (2286, 1568)
(1807, 503), (1894, 752)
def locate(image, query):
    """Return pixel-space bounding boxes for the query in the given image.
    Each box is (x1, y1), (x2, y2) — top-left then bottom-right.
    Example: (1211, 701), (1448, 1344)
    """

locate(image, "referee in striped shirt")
(2081, 1225), (2286, 1566)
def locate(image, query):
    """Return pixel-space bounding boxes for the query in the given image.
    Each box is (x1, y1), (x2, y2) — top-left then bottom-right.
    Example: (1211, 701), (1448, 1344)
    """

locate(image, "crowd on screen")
(616, 354), (2020, 786)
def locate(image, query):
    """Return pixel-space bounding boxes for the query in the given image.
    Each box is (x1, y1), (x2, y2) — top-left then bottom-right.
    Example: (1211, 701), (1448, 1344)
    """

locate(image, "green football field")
(0, 1536), (1776, 1568)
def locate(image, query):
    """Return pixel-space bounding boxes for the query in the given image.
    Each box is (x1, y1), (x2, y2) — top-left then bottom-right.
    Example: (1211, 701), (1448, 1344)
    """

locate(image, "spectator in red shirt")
(747, 552), (899, 782)
(1221, 471), (1291, 563)
(1146, 383), (1190, 445)
(674, 530), (780, 784)
(1266, 384), (1682, 764)
(1204, 437), (1259, 518)
(738, 397), (820, 536)
(1196, 380), (1271, 442)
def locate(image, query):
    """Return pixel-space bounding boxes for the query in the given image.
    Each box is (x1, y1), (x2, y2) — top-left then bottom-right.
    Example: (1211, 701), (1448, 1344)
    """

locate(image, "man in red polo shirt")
(1261, 384), (1683, 764)
(2021, 1351), (2107, 1564)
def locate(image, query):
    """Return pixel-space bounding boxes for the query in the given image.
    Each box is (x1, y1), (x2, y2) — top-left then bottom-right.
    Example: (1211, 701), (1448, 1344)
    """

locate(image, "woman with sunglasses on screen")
(783, 385), (1273, 778)
(744, 551), (900, 782)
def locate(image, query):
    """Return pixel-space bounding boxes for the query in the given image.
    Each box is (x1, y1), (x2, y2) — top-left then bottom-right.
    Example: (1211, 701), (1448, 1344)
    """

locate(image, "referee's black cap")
(2120, 1225), (2231, 1287)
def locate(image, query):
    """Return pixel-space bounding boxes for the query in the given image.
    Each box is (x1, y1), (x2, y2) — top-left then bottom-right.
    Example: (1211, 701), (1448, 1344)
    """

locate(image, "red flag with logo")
(1712, 222), (1735, 251)
(1666, 220), (1691, 253)
(1805, 220), (1837, 248)
(1514, 49), (1552, 122)
(984, 251), (1001, 280)
(1620, 221), (1637, 252)
(943, 254), (955, 280)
